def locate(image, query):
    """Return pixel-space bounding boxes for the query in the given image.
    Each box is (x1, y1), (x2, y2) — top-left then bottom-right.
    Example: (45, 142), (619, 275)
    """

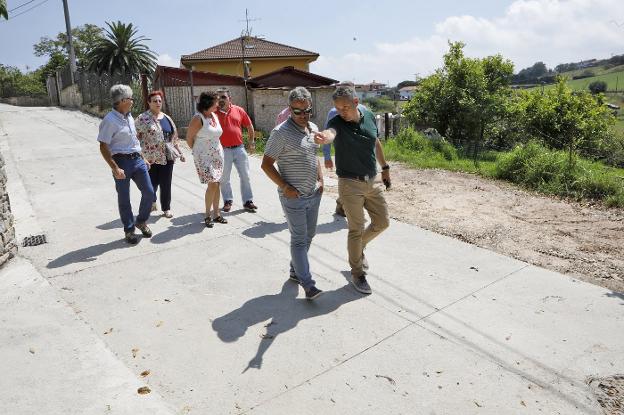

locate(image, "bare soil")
(323, 162), (624, 294)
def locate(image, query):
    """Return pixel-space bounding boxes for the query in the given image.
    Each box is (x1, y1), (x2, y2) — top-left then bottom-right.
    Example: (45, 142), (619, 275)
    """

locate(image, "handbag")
(161, 114), (181, 160)
(165, 141), (181, 160)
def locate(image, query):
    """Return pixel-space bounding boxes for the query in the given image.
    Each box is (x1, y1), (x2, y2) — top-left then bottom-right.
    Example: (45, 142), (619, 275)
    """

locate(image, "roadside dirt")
(323, 162), (624, 294)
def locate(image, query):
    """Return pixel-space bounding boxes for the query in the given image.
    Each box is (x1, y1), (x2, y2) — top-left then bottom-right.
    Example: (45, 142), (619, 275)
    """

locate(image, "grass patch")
(384, 127), (498, 175)
(537, 69), (624, 92)
(495, 141), (624, 207)
(384, 129), (624, 207)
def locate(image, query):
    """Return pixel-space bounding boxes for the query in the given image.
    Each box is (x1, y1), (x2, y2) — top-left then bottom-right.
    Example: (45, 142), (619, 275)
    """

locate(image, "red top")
(215, 104), (252, 147)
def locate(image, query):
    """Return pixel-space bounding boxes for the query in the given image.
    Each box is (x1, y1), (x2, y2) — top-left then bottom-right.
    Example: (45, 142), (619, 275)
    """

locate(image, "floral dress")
(135, 111), (178, 165)
(193, 112), (224, 183)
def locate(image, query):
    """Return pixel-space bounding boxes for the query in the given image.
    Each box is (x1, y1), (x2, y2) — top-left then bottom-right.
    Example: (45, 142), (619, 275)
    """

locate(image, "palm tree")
(1, 0), (8, 20)
(86, 21), (156, 77)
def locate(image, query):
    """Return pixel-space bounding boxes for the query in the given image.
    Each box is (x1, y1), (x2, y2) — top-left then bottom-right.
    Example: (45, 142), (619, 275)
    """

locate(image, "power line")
(6, 0), (51, 20)
(9, 0), (37, 12)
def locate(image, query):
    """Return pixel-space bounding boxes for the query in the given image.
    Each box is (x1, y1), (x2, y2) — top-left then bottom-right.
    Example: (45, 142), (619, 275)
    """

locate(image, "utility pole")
(62, 0), (77, 82)
(239, 9), (260, 115)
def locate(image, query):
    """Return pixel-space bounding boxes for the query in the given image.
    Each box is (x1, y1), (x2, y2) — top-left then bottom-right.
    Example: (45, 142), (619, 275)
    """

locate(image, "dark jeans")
(113, 156), (155, 233)
(149, 160), (174, 211)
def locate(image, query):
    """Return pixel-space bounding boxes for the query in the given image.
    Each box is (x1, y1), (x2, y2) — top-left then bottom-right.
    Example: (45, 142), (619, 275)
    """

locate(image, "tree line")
(1, 21), (157, 98)
(403, 42), (623, 168)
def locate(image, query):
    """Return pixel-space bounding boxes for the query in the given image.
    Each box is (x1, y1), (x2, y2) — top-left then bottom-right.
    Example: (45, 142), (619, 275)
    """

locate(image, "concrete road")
(1, 104), (622, 415)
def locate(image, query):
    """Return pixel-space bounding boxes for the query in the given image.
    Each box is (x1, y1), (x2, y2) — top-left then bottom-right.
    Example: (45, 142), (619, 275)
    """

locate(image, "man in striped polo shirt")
(261, 87), (324, 300)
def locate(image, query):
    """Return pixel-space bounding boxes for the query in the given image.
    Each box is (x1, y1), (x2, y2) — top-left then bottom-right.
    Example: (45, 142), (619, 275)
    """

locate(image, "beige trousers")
(338, 177), (390, 277)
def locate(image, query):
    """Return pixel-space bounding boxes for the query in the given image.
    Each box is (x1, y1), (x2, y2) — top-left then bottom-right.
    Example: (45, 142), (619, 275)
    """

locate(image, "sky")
(1, 0), (623, 86)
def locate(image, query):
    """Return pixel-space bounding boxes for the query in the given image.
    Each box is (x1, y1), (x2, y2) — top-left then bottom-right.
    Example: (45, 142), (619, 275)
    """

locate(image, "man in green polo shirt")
(315, 84), (391, 294)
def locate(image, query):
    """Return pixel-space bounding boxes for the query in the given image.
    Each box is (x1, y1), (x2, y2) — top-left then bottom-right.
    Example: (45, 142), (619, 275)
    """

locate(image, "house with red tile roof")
(180, 36), (319, 79)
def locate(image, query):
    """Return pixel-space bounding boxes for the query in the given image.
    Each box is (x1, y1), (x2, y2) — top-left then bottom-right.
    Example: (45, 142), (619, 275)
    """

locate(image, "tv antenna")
(239, 8), (261, 37)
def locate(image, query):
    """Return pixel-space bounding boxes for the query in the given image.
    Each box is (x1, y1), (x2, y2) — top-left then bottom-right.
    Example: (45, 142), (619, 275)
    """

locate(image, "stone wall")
(0, 96), (50, 107)
(250, 86), (335, 135)
(59, 83), (83, 108)
(0, 153), (17, 267)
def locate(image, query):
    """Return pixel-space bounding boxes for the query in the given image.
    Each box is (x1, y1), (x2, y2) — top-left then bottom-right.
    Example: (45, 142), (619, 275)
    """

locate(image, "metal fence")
(46, 76), (59, 106)
(57, 64), (74, 90)
(152, 69), (194, 129)
(78, 71), (134, 109)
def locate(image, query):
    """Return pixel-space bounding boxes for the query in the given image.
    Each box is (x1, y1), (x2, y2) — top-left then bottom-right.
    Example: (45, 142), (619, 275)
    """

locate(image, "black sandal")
(204, 217), (214, 228)
(213, 216), (228, 224)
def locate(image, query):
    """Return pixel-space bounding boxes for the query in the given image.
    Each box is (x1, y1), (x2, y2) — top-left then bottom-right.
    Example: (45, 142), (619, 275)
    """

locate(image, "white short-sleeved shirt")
(97, 110), (141, 155)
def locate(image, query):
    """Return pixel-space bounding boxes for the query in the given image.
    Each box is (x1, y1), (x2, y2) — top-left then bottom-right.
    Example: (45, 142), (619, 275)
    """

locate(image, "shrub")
(495, 141), (624, 206)
(505, 78), (620, 165)
(394, 127), (458, 160)
(588, 80), (608, 94)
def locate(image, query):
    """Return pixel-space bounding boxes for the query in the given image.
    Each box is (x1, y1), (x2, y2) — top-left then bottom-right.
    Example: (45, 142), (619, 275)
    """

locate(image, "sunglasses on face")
(291, 106), (312, 115)
(219, 95), (229, 100)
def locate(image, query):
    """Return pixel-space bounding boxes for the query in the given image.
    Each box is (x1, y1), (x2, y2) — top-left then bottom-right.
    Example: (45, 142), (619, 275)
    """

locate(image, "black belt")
(339, 174), (374, 182)
(113, 152), (141, 159)
(223, 144), (242, 149)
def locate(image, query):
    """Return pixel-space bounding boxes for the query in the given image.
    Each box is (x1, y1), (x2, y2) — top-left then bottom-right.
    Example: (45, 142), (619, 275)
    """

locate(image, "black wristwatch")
(381, 164), (390, 171)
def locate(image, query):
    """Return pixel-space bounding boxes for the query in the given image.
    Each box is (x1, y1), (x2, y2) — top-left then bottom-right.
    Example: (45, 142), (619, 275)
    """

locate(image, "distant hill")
(513, 54), (624, 86)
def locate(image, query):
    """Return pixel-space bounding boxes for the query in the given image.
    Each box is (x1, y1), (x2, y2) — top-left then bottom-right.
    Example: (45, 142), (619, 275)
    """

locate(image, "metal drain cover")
(22, 234), (47, 247)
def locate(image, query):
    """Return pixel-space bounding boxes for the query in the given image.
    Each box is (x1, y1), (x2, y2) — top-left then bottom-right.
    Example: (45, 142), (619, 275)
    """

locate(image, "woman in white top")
(186, 91), (227, 228)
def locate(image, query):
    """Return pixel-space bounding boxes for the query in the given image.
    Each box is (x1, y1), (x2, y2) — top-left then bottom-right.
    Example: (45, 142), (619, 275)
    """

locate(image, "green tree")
(1, 0), (8, 20)
(588, 80), (607, 94)
(404, 41), (514, 156)
(363, 96), (396, 113)
(507, 77), (618, 164)
(513, 61), (550, 84)
(0, 65), (47, 97)
(86, 21), (157, 77)
(33, 24), (104, 73)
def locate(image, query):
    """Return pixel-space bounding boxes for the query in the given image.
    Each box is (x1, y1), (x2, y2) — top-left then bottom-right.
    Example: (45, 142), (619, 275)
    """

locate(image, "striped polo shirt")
(264, 118), (319, 197)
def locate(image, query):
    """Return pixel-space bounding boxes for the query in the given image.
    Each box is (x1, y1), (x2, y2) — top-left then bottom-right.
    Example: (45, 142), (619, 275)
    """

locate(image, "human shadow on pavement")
(242, 221), (288, 238)
(211, 281), (362, 372)
(150, 213), (206, 244)
(605, 291), (624, 304)
(242, 217), (347, 239)
(96, 214), (161, 231)
(317, 217), (348, 234)
(47, 239), (132, 269)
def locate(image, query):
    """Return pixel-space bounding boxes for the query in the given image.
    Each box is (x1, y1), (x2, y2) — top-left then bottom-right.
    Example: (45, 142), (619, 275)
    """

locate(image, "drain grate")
(588, 374), (624, 415)
(22, 234), (47, 247)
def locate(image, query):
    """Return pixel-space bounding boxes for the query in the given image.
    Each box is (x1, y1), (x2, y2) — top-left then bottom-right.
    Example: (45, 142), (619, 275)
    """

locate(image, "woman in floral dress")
(135, 90), (185, 218)
(186, 91), (227, 228)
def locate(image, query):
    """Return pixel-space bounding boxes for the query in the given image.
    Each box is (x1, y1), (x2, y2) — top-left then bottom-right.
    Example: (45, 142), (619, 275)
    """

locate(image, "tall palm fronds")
(1, 0), (8, 20)
(86, 21), (157, 77)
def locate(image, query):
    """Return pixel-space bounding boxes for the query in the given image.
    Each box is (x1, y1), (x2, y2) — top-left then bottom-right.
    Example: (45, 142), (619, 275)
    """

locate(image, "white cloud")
(157, 53), (178, 68)
(311, 0), (624, 86)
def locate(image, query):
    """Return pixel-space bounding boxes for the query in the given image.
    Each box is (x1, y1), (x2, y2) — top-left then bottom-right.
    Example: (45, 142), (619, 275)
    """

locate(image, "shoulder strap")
(163, 113), (176, 132)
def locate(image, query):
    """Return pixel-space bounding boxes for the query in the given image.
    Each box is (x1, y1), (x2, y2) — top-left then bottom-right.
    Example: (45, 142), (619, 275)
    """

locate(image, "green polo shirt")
(328, 107), (378, 178)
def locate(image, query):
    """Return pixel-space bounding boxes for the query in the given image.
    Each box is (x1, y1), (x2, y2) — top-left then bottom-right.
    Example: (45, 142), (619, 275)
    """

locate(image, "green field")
(558, 64), (624, 79)
(539, 67), (624, 92)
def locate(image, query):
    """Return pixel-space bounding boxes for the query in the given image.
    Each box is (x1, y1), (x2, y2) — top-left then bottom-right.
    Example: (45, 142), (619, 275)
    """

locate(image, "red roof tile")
(181, 37), (319, 61)
(249, 66), (337, 88)
(154, 66), (246, 86)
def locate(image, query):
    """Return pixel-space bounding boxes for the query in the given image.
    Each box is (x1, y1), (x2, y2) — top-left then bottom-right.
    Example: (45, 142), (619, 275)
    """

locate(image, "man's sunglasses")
(291, 106), (312, 115)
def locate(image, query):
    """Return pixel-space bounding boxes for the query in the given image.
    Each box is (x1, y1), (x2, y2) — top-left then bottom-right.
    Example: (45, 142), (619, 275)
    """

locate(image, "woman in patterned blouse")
(135, 90), (185, 218)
